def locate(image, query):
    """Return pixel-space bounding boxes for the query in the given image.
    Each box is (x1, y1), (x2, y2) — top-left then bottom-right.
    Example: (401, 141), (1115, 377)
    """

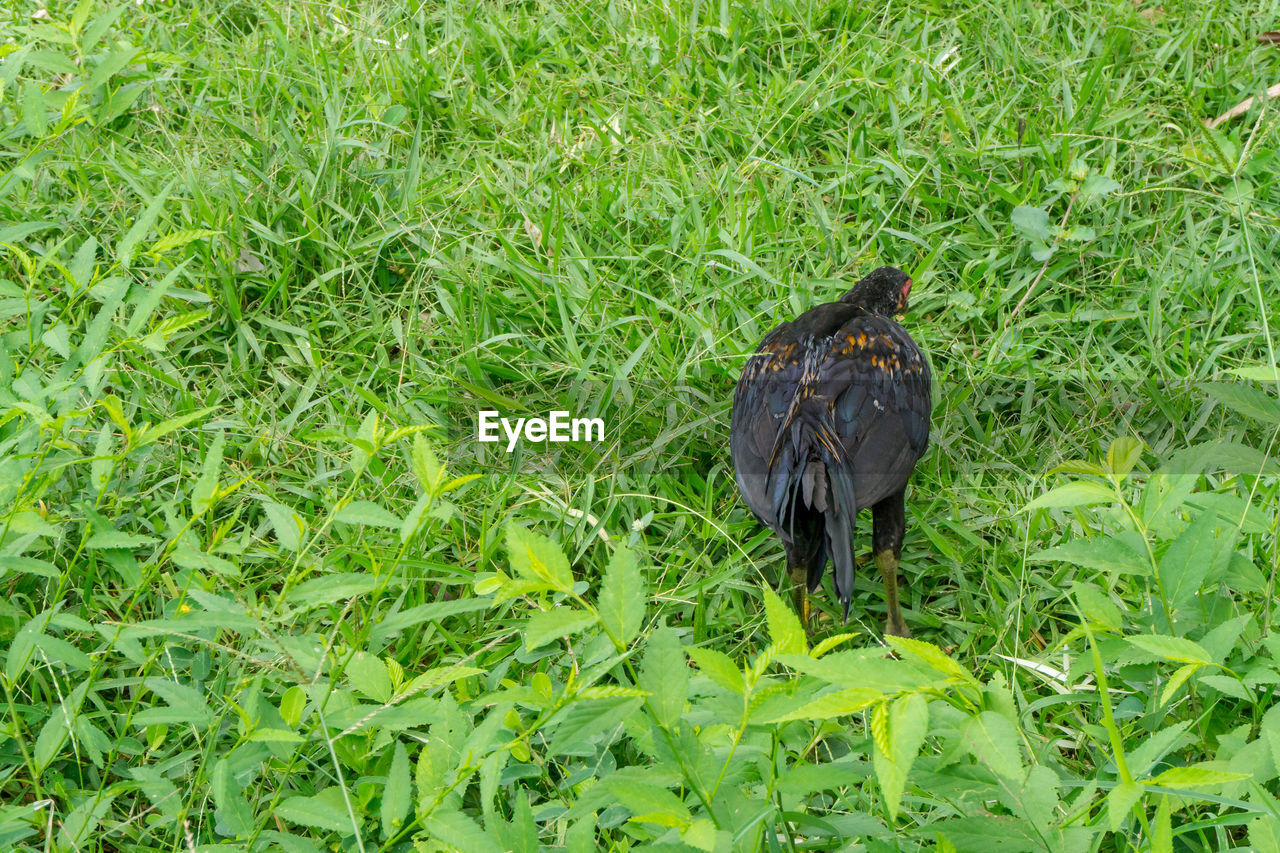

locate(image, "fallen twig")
(1207, 81), (1280, 128)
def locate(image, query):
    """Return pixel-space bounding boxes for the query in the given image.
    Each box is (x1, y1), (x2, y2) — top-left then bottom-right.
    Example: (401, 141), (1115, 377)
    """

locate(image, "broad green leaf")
(125, 257), (194, 336)
(134, 407), (216, 449)
(58, 791), (117, 850)
(0, 555), (58, 579)
(768, 687), (882, 722)
(136, 677), (212, 727)
(1160, 663), (1202, 706)
(1162, 512), (1234, 610)
(524, 608), (598, 650)
(6, 609), (55, 682)
(872, 693), (928, 819)
(169, 546), (240, 578)
(1080, 174), (1122, 199)
(963, 711), (1023, 781)
(90, 422), (113, 495)
(278, 789), (356, 835)
(1148, 765), (1251, 788)
(411, 433), (443, 492)
(547, 696), (643, 756)
(603, 778), (691, 826)
(686, 646), (745, 694)
(422, 808), (503, 853)
(1204, 382), (1280, 424)
(86, 530), (157, 550)
(506, 523), (573, 591)
(286, 575), (379, 611)
(1024, 480), (1116, 511)
(1105, 436), (1144, 479)
(1229, 365), (1280, 382)
(211, 758), (253, 838)
(1071, 581), (1122, 631)
(116, 178), (177, 269)
(762, 586), (805, 655)
(347, 652), (393, 703)
(280, 686), (307, 728)
(1128, 634), (1212, 665)
(885, 635), (976, 684)
(263, 501), (304, 551)
(641, 627), (687, 727)
(191, 430), (224, 517)
(1107, 781), (1143, 831)
(335, 500), (401, 529)
(598, 546), (643, 646)
(381, 741), (411, 839)
(86, 46), (139, 90)
(1028, 535), (1150, 576)
(1129, 721), (1194, 778)
(1011, 205), (1053, 242)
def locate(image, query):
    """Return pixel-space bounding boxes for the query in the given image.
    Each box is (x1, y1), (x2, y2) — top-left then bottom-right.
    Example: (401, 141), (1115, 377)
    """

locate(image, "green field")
(2, 0), (1279, 850)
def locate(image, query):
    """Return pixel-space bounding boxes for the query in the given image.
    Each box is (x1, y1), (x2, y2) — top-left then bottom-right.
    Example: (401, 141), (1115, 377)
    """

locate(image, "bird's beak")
(897, 278), (913, 313)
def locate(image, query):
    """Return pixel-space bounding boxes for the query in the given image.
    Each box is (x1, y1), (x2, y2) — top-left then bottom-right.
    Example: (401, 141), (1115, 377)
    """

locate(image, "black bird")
(730, 267), (931, 636)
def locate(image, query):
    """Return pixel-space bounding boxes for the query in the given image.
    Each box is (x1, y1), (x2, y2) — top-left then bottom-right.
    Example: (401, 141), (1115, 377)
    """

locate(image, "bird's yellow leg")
(876, 550), (911, 638)
(789, 563), (811, 634)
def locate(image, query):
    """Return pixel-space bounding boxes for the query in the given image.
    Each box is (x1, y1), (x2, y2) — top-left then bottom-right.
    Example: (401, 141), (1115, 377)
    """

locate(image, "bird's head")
(839, 266), (913, 316)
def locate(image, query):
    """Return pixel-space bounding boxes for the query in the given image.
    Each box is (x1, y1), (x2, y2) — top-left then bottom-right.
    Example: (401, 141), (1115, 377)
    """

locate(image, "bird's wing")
(820, 314), (931, 508)
(730, 322), (809, 528)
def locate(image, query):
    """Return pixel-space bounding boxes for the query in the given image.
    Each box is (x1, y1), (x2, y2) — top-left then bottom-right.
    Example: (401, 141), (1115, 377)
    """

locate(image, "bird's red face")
(897, 278), (913, 314)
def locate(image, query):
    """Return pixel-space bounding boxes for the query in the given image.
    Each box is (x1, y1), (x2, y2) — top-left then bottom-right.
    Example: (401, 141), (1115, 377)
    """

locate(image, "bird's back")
(730, 302), (931, 537)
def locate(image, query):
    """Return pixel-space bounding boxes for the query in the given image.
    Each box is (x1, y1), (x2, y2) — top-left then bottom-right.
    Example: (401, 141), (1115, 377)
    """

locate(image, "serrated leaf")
(762, 586), (806, 655)
(191, 430), (224, 517)
(1204, 382), (1280, 424)
(1160, 663), (1202, 706)
(347, 652), (393, 703)
(963, 711), (1023, 781)
(524, 608), (598, 650)
(885, 635), (975, 683)
(278, 790), (356, 835)
(768, 687), (882, 722)
(1128, 634), (1212, 665)
(871, 693), (928, 819)
(641, 627), (687, 727)
(1071, 581), (1122, 631)
(335, 500), (401, 529)
(263, 501), (304, 551)
(506, 522), (573, 591)
(1028, 535), (1151, 576)
(598, 546), (643, 646)
(169, 546), (240, 577)
(90, 422), (113, 496)
(1024, 480), (1116, 511)
(1107, 781), (1144, 831)
(286, 573), (377, 608)
(381, 741), (411, 839)
(1162, 512), (1234, 611)
(116, 178), (177, 269)
(686, 646), (745, 694)
(1106, 436), (1144, 479)
(422, 808), (503, 853)
(411, 433), (443, 492)
(1148, 765), (1250, 788)
(148, 228), (220, 257)
(603, 778), (691, 826)
(85, 530), (157, 550)
(547, 695), (644, 756)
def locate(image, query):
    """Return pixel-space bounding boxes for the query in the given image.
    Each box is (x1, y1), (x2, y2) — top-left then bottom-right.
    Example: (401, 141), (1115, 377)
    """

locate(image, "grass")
(1, 0), (1279, 849)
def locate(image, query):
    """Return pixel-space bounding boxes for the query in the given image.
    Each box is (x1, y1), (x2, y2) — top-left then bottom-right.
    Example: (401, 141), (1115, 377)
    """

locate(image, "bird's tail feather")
(768, 398), (858, 615)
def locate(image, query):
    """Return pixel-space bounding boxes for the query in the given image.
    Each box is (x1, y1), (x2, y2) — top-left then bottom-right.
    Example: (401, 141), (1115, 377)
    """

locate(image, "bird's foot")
(884, 616), (912, 639)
